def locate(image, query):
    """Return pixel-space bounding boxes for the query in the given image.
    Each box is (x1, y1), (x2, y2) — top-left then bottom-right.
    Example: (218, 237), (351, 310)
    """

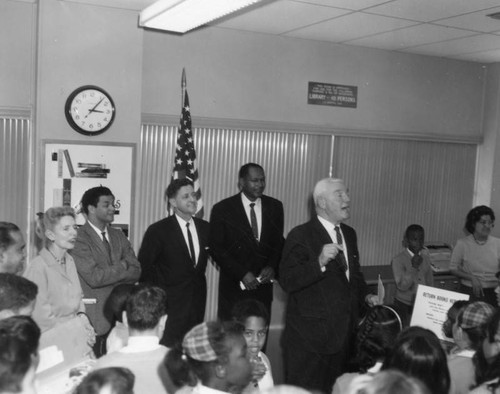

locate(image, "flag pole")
(181, 68), (186, 108)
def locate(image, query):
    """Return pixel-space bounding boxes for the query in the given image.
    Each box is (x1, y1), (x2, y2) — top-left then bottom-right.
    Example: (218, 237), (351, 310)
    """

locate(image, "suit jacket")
(71, 222), (142, 335)
(138, 216), (210, 346)
(209, 193), (284, 316)
(279, 217), (369, 354)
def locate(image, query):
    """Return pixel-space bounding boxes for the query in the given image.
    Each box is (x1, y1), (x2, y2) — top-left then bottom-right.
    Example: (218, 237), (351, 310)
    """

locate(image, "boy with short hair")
(391, 224), (434, 327)
(232, 298), (274, 392)
(0, 273), (38, 320)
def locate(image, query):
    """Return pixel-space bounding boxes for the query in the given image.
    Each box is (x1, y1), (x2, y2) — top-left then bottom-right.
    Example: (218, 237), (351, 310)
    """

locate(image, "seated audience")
(333, 305), (402, 394)
(450, 205), (500, 306)
(75, 367), (135, 394)
(0, 222), (26, 275)
(164, 321), (253, 394)
(0, 273), (37, 320)
(0, 316), (41, 394)
(448, 301), (495, 394)
(382, 326), (450, 394)
(346, 369), (430, 394)
(24, 206), (86, 332)
(93, 284), (168, 394)
(104, 283), (135, 354)
(391, 224), (433, 327)
(232, 299), (274, 393)
(471, 309), (500, 392)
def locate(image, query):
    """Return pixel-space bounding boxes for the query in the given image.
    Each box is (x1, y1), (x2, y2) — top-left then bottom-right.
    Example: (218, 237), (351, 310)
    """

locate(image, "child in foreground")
(164, 320), (253, 394)
(232, 299), (274, 392)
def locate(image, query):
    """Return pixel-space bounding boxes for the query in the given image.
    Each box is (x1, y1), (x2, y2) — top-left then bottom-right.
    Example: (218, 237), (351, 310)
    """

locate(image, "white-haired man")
(279, 178), (379, 393)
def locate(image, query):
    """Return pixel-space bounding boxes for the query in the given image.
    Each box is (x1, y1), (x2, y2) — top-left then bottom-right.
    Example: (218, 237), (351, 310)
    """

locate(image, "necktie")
(334, 226), (348, 272)
(250, 203), (259, 241)
(186, 223), (196, 266)
(102, 231), (111, 259)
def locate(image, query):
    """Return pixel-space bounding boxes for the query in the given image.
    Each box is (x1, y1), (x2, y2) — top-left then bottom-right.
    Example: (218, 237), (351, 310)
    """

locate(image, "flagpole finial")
(182, 68), (186, 89)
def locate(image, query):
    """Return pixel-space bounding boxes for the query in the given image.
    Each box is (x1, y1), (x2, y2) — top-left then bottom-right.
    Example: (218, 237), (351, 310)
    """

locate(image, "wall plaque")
(308, 81), (357, 108)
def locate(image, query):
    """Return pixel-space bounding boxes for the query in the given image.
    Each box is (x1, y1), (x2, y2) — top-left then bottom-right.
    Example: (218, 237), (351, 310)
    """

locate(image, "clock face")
(65, 86), (115, 136)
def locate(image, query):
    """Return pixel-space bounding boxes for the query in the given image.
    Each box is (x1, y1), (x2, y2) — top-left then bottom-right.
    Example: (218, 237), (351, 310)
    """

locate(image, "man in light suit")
(72, 186), (141, 356)
(138, 178), (210, 347)
(210, 163), (284, 320)
(279, 178), (379, 393)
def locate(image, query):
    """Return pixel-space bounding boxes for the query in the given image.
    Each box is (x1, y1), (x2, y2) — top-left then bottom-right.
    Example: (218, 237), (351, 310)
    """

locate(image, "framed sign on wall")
(42, 140), (135, 239)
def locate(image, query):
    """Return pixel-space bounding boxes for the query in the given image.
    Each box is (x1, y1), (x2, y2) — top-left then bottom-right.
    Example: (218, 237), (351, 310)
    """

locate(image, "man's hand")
(411, 254), (423, 269)
(242, 272), (260, 290)
(365, 294), (381, 306)
(259, 266), (275, 283)
(318, 243), (344, 268)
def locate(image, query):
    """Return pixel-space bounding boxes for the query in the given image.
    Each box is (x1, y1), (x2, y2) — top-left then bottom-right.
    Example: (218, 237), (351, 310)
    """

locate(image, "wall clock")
(65, 85), (116, 136)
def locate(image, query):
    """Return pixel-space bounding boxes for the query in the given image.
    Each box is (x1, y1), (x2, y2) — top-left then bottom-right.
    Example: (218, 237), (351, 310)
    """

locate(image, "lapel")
(84, 221), (112, 264)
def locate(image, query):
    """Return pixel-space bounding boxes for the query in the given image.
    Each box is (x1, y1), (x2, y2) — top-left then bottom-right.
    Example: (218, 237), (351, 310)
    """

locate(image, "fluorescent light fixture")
(139, 0), (263, 33)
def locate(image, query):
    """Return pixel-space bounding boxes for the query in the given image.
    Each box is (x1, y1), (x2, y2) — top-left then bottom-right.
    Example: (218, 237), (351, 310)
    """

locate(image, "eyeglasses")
(478, 220), (495, 227)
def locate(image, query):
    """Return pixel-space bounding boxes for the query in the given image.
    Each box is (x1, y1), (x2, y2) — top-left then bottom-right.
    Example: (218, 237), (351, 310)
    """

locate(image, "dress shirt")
(175, 214), (200, 263)
(241, 193), (262, 240)
(317, 215), (350, 279)
(88, 220), (110, 244)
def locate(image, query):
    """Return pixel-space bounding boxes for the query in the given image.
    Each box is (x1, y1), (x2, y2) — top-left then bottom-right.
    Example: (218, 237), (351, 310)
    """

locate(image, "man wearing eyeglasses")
(72, 186), (141, 356)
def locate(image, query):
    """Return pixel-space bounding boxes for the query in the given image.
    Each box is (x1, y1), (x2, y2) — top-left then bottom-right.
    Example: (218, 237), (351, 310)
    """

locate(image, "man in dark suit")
(72, 186), (141, 357)
(210, 163), (284, 320)
(279, 178), (379, 393)
(138, 178), (210, 347)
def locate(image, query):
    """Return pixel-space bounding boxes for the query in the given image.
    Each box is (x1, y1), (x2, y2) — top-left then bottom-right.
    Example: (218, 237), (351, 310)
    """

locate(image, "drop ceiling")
(68, 0), (500, 63)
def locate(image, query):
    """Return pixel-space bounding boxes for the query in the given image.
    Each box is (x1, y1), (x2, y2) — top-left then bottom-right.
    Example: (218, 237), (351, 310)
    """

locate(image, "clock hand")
(88, 109), (104, 113)
(85, 97), (105, 118)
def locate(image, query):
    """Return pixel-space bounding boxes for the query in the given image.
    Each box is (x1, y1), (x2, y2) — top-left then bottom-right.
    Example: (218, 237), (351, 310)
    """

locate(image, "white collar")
(119, 336), (162, 353)
(241, 192), (261, 207)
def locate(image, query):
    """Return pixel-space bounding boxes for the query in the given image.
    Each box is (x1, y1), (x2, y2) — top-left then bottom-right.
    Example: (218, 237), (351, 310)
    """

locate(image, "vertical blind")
(0, 116), (31, 233)
(137, 123), (477, 318)
(137, 124), (333, 319)
(333, 136), (476, 266)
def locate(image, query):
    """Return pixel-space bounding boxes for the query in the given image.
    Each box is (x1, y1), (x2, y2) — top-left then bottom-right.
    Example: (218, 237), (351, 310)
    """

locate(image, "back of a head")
(126, 284), (166, 332)
(473, 309), (500, 386)
(456, 301), (495, 350)
(75, 367), (135, 394)
(0, 316), (41, 393)
(104, 283), (135, 325)
(383, 326), (450, 394)
(442, 300), (470, 339)
(0, 274), (38, 318)
(348, 370), (430, 394)
(356, 305), (402, 372)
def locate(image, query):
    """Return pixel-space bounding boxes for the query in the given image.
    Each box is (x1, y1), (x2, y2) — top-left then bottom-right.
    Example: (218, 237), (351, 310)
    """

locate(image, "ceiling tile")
(285, 12), (416, 42)
(214, 0), (351, 34)
(367, 0), (500, 22)
(402, 34), (500, 57)
(345, 23), (476, 51)
(296, 0), (395, 11)
(433, 7), (500, 33)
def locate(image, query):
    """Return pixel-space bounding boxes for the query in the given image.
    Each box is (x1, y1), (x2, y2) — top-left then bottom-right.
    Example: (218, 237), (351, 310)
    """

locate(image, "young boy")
(231, 299), (274, 392)
(391, 224), (434, 327)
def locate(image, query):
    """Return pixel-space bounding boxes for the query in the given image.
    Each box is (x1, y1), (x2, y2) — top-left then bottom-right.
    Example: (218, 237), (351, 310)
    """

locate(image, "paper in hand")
(377, 274), (385, 304)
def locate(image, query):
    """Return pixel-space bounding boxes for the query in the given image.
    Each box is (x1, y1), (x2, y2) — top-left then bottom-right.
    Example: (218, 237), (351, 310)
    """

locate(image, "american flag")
(170, 89), (204, 218)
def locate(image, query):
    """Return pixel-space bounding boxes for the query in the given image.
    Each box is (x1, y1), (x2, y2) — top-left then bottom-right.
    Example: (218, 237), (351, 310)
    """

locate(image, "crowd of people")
(1, 162), (500, 394)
